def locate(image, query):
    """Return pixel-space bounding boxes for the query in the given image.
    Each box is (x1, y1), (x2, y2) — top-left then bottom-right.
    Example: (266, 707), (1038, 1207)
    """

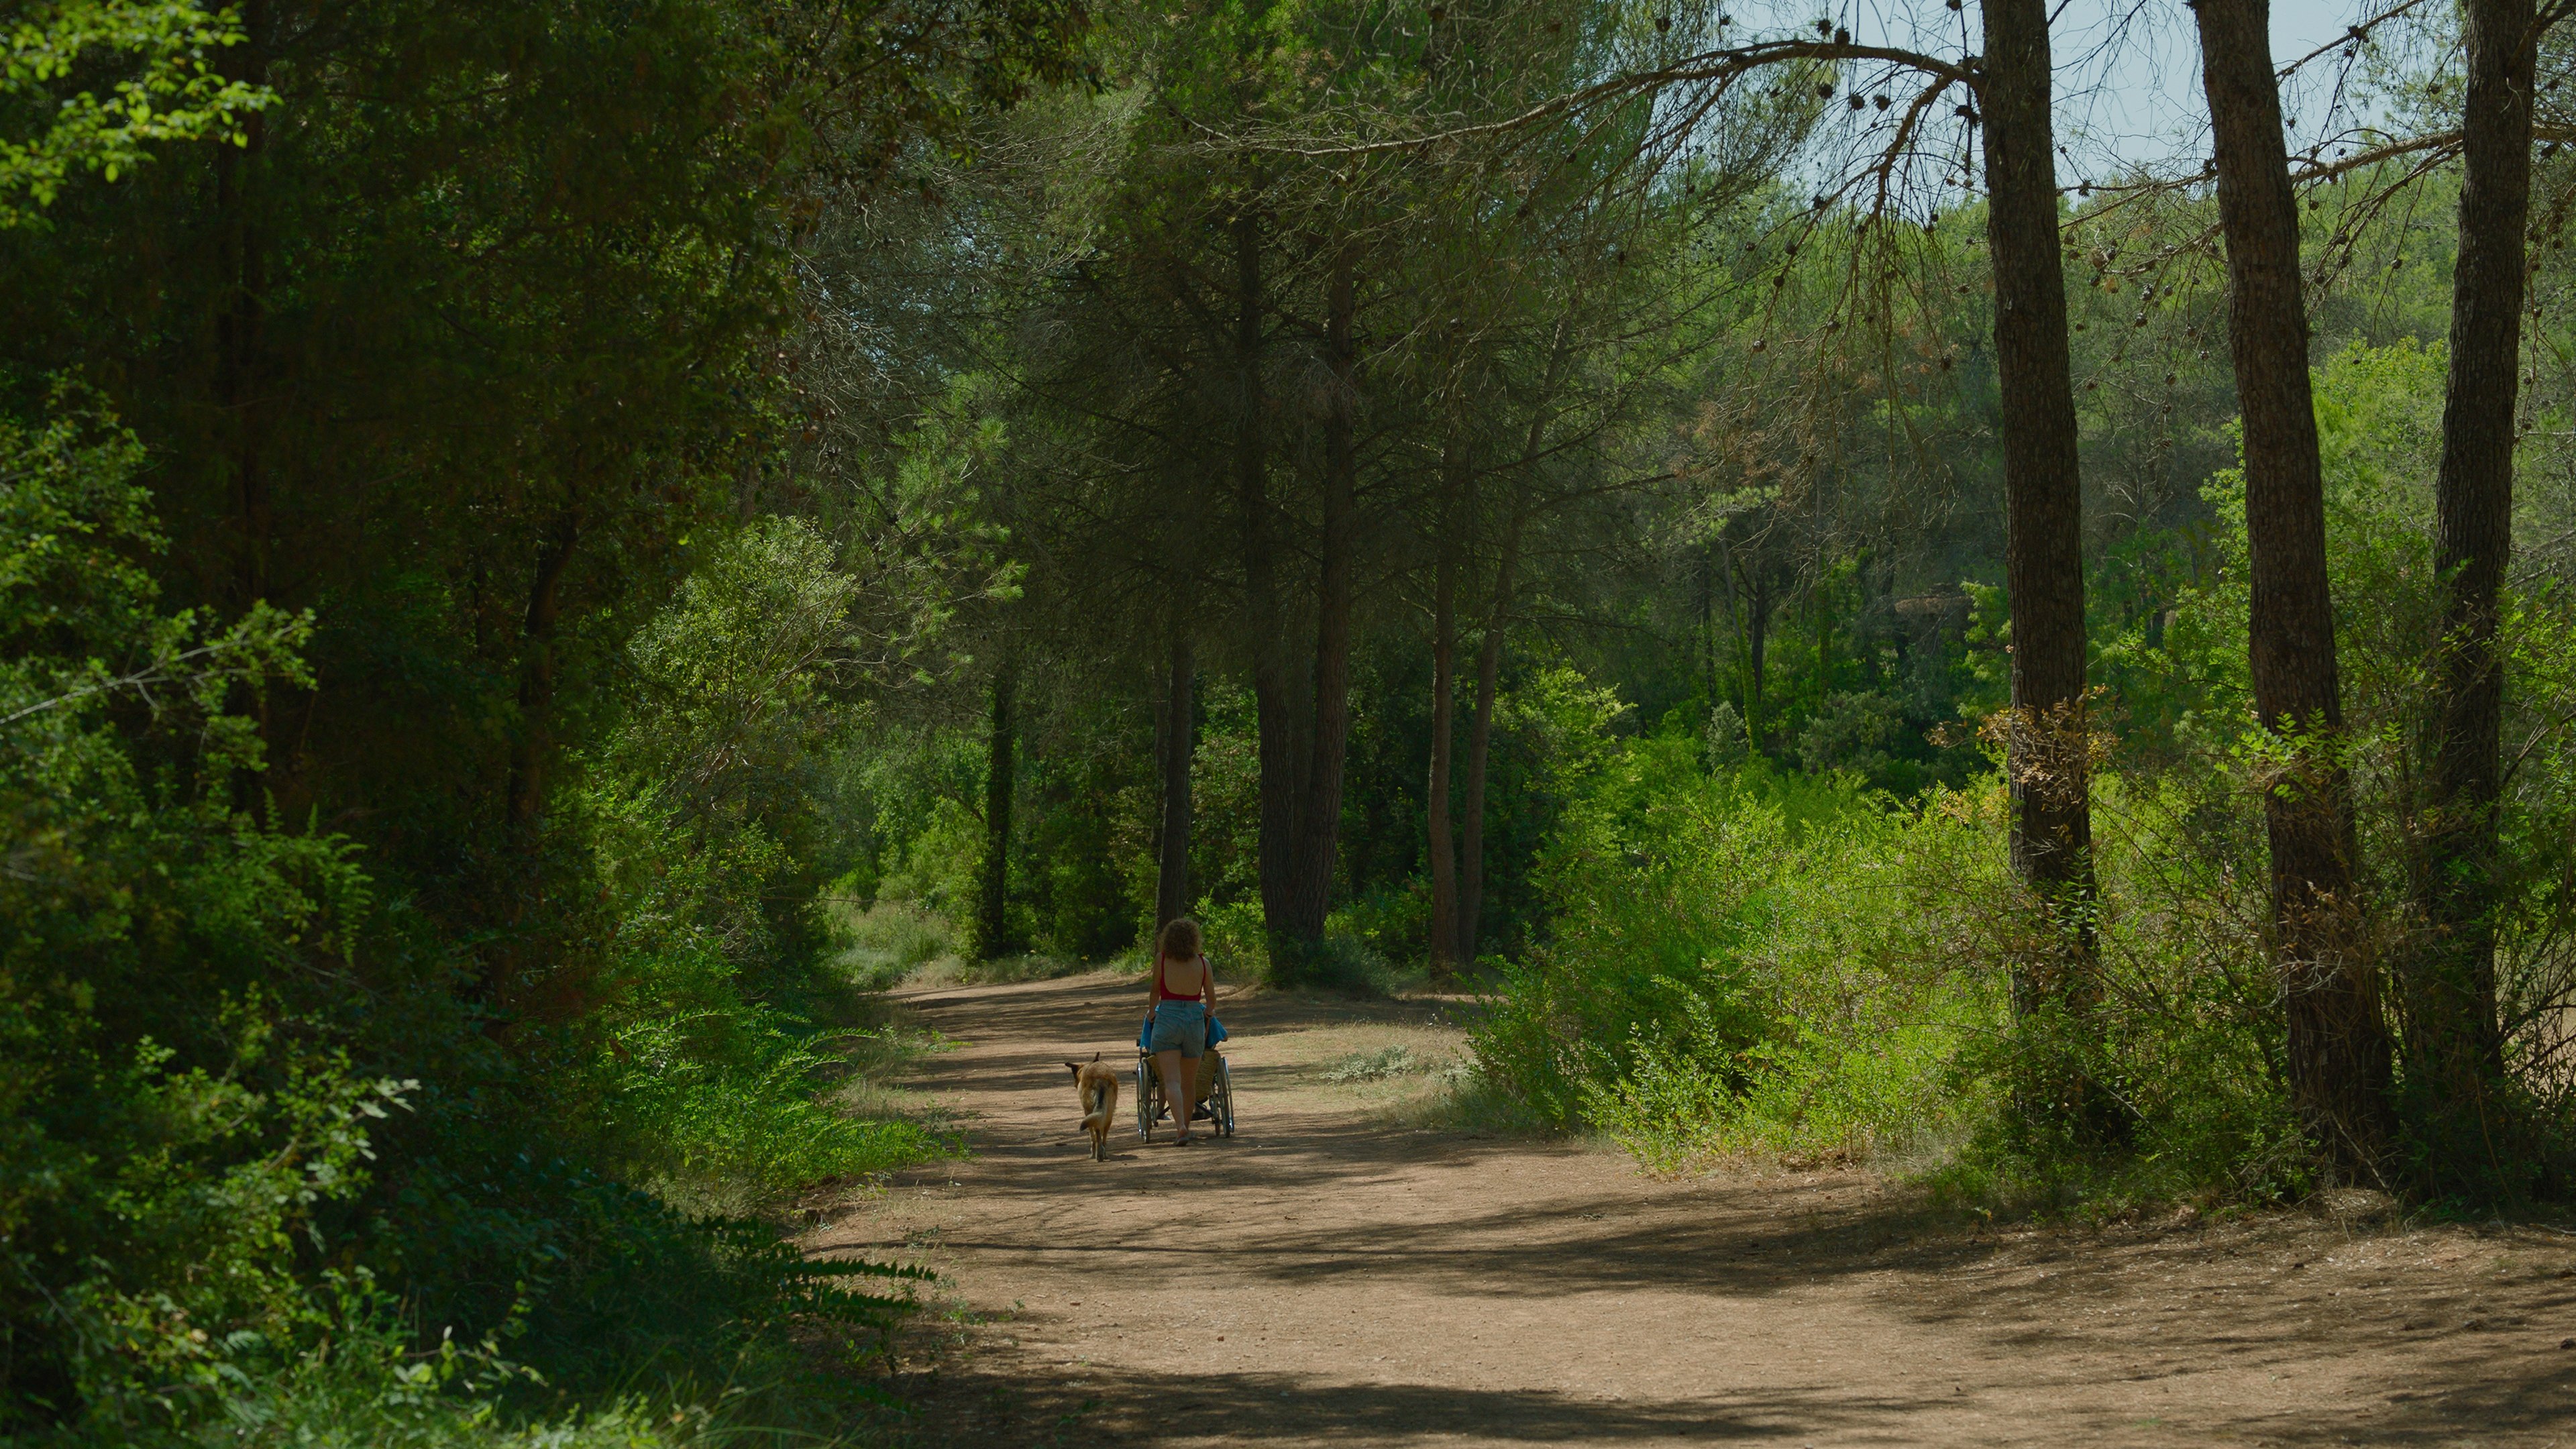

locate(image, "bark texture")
(1743, 563), (1769, 738)
(1235, 216), (1303, 950)
(1982, 0), (2114, 1138)
(1283, 250), (1360, 947)
(2194, 0), (2394, 1174)
(1981, 0), (2095, 909)
(1717, 525), (1773, 742)
(505, 515), (580, 830)
(973, 662), (1018, 961)
(2413, 0), (2532, 1153)
(1426, 443), (1465, 973)
(1157, 633), (1196, 931)
(1456, 509), (1519, 966)
(213, 4), (274, 813)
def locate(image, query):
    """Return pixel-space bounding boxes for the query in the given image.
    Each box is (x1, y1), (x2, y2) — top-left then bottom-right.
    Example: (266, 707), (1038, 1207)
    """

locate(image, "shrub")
(1481, 685), (2326, 1205)
(1794, 690), (1902, 780)
(828, 898), (959, 991)
(0, 392), (405, 1432)
(1470, 737), (1930, 1134)
(1196, 898), (1271, 983)
(0, 411), (943, 1440)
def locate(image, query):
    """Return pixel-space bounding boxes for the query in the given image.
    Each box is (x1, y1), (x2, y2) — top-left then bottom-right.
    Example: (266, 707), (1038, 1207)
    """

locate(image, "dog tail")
(1081, 1077), (1118, 1137)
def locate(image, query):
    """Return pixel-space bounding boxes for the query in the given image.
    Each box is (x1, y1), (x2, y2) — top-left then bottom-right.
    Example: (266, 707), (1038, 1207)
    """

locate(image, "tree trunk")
(1697, 543), (1719, 706)
(1746, 558), (1770, 743)
(1813, 533), (1833, 708)
(1868, 553), (1894, 690)
(1715, 527), (1748, 727)
(2194, 0), (2394, 1175)
(2414, 0), (2533, 1165)
(1283, 249), (1358, 947)
(213, 3), (272, 813)
(1235, 214), (1301, 953)
(1426, 441), (1466, 974)
(1457, 508), (1521, 966)
(1982, 0), (2110, 1135)
(214, 0), (270, 611)
(217, 167), (268, 612)
(504, 515), (580, 831)
(973, 661), (1018, 961)
(1157, 631), (1196, 932)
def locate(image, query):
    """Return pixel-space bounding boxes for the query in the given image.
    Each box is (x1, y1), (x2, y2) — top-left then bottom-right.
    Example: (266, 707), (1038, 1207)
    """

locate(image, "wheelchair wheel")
(1132, 1061), (1158, 1140)
(1212, 1057), (1235, 1137)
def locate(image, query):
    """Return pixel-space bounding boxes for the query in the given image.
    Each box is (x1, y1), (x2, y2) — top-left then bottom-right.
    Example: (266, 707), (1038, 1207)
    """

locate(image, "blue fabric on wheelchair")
(1138, 1012), (1226, 1051)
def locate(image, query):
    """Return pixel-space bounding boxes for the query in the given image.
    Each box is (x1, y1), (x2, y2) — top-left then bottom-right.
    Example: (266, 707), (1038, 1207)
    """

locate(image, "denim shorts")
(1150, 1000), (1208, 1059)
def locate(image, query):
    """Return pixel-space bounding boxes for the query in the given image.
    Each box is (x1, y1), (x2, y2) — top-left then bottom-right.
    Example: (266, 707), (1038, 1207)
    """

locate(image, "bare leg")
(1155, 1049), (1192, 1142)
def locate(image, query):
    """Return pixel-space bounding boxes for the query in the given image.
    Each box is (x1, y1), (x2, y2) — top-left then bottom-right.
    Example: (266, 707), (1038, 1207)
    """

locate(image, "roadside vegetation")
(11, 0), (2576, 1444)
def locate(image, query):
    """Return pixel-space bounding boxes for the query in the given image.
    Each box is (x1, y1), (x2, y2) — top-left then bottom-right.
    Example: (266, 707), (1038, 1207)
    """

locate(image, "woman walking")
(1146, 918), (1218, 1146)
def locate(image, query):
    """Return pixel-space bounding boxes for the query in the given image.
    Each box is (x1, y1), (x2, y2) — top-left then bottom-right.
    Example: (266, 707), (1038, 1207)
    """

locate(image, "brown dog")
(1064, 1054), (1120, 1161)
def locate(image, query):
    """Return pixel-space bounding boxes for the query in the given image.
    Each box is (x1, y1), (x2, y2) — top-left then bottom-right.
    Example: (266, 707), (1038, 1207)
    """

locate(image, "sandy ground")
(810, 972), (2576, 1447)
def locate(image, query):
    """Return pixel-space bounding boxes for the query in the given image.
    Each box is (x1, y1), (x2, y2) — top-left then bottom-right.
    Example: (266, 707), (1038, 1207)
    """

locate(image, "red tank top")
(1154, 955), (1206, 1004)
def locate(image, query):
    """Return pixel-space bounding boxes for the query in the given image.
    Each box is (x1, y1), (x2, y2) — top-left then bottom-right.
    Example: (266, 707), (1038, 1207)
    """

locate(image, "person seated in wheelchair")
(1141, 918), (1224, 1144)
(1138, 1020), (1226, 1124)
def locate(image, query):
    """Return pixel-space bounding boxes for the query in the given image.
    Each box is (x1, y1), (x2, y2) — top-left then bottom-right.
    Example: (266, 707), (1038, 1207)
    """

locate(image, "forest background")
(7, 0), (2576, 1443)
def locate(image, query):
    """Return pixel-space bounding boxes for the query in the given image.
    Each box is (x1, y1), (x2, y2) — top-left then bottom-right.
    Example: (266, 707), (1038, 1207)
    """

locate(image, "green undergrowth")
(907, 951), (1103, 987)
(1469, 732), (2314, 1212)
(1470, 346), (2576, 1214)
(1392, 1065), (1587, 1139)
(826, 898), (1102, 988)
(1321, 1044), (1439, 1083)
(140, 1248), (935, 1449)
(0, 438), (957, 1444)
(826, 892), (1429, 1001)
(827, 899), (962, 990)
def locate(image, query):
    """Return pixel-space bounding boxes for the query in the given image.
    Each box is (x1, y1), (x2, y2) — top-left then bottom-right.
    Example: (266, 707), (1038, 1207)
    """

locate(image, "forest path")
(812, 973), (2576, 1448)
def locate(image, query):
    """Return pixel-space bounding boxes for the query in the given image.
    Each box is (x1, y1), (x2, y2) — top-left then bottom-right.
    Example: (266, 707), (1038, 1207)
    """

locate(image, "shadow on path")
(830, 973), (2576, 1448)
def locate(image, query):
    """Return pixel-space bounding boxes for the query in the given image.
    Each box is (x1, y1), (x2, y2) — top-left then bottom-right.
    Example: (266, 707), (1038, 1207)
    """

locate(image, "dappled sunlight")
(822, 975), (2576, 1446)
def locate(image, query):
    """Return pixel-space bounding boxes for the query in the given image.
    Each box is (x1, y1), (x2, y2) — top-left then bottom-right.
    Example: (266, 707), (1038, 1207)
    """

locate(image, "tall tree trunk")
(1284, 249), (1358, 947)
(505, 514), (580, 831)
(1456, 508), (1521, 966)
(1235, 213), (1300, 951)
(215, 0), (270, 612)
(2414, 0), (2534, 1166)
(217, 165), (268, 612)
(973, 661), (1018, 961)
(1454, 309), (1558, 964)
(1696, 543), (1719, 706)
(1715, 527), (1748, 729)
(2195, 0), (2394, 1175)
(1982, 0), (2109, 1134)
(1746, 559), (1770, 742)
(1426, 441), (1466, 974)
(1867, 553), (1894, 690)
(214, 3), (272, 813)
(1157, 631), (1195, 932)
(1813, 533), (1833, 708)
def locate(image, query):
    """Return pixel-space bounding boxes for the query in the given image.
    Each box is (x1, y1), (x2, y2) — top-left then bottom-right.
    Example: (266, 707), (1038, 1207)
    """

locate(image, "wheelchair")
(1132, 1013), (1236, 1141)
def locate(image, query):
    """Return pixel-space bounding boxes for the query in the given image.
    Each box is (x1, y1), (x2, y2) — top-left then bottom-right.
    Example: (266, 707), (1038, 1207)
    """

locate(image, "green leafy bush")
(0, 405), (941, 1440)
(1481, 690), (2314, 1204)
(828, 899), (960, 990)
(0, 0), (274, 225)
(1195, 898), (1272, 982)
(576, 520), (959, 1213)
(0, 391), (410, 1433)
(1472, 735), (1923, 1133)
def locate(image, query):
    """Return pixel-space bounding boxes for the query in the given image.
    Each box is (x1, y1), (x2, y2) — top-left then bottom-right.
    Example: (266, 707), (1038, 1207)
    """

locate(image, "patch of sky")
(1684, 0), (2440, 199)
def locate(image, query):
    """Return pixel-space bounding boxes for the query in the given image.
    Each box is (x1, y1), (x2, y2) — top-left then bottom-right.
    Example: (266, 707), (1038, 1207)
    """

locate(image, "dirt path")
(813, 973), (2576, 1447)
